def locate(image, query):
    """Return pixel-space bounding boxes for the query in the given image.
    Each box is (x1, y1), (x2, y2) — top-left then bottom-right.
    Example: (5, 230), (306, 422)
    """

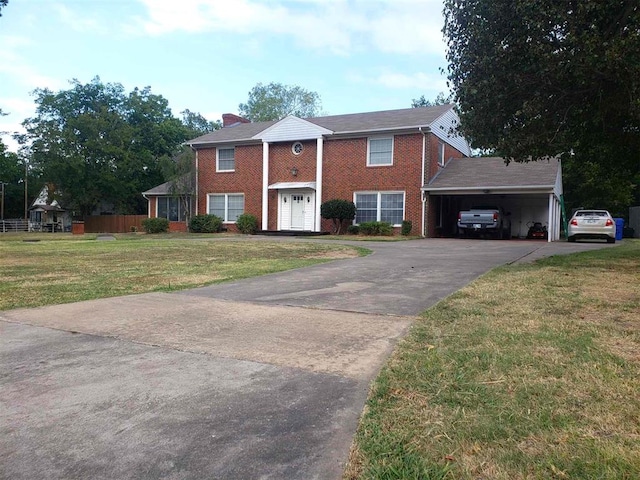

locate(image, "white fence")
(0, 219), (28, 233)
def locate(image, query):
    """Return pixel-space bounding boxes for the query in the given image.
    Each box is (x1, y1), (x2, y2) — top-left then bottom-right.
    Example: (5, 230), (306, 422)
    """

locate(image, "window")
(157, 197), (187, 222)
(208, 193), (244, 222)
(354, 192), (404, 226)
(217, 147), (235, 171)
(438, 141), (445, 167)
(367, 137), (393, 166)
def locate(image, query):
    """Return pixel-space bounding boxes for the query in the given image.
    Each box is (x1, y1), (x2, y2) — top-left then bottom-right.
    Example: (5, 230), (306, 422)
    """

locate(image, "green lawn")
(0, 233), (368, 310)
(346, 240), (640, 480)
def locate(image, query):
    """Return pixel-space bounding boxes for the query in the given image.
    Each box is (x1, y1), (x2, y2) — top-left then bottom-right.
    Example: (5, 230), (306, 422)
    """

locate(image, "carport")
(423, 157), (564, 241)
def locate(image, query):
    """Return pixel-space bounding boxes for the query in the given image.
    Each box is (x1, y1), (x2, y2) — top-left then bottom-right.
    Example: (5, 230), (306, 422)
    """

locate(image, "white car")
(567, 210), (616, 243)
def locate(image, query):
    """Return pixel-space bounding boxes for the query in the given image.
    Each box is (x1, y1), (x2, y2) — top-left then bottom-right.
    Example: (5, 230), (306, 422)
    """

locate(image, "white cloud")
(132, 0), (446, 56)
(53, 3), (107, 34)
(376, 72), (448, 91)
(347, 70), (448, 92)
(0, 35), (64, 92)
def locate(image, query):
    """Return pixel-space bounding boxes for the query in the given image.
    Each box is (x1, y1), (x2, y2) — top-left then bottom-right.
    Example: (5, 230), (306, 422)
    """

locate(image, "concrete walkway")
(0, 238), (613, 479)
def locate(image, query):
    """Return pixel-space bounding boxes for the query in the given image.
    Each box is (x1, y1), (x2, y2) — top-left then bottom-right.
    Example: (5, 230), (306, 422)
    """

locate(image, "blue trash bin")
(614, 218), (624, 241)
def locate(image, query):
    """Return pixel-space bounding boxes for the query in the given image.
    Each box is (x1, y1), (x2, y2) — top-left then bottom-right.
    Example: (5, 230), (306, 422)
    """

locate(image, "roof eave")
(423, 185), (556, 193)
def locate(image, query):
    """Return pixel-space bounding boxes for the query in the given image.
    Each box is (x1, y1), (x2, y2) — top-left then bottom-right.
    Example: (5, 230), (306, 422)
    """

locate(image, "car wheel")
(607, 237), (615, 244)
(568, 236), (576, 243)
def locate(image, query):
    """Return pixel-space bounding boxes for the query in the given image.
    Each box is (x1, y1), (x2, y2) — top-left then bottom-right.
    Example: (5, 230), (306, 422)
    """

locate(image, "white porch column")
(548, 193), (554, 242)
(262, 142), (269, 230)
(315, 137), (324, 232)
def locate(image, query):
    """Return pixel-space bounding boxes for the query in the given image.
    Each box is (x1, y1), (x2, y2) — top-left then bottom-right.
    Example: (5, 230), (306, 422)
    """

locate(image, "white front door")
(278, 189), (315, 231)
(290, 194), (305, 230)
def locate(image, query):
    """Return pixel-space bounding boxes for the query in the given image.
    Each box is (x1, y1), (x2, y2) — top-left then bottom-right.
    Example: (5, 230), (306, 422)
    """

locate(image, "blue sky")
(1, 0), (450, 152)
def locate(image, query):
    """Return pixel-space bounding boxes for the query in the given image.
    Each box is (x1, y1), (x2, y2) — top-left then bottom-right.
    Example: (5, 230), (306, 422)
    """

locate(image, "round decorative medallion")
(292, 141), (303, 155)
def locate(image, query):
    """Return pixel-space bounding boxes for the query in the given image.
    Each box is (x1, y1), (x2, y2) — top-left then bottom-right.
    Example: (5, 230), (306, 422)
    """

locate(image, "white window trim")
(353, 190), (405, 227)
(216, 146), (235, 172)
(367, 136), (394, 167)
(206, 193), (244, 223)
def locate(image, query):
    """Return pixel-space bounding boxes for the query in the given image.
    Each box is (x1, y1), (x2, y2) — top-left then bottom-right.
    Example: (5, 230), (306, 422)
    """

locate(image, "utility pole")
(24, 160), (28, 221)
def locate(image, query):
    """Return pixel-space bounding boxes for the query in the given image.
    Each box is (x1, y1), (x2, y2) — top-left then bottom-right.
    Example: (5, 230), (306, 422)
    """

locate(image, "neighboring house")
(28, 185), (71, 232)
(142, 176), (194, 232)
(143, 105), (564, 240)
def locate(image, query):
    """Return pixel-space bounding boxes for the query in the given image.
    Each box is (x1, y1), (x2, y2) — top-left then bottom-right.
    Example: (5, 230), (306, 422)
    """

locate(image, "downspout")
(142, 194), (150, 217)
(419, 127), (427, 237)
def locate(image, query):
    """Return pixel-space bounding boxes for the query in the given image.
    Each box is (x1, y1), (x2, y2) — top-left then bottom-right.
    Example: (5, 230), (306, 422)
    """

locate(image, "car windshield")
(575, 211), (608, 217)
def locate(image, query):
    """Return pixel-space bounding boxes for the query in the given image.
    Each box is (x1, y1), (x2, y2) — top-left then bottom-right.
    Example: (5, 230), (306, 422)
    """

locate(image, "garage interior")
(424, 157), (564, 241)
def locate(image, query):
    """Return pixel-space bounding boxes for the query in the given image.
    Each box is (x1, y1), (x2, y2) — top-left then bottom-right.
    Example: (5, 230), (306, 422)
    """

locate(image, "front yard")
(0, 234), (367, 310)
(346, 240), (640, 479)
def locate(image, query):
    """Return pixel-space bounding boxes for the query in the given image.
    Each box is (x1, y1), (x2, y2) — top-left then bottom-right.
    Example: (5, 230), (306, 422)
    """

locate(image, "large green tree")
(443, 0), (640, 214)
(20, 77), (204, 216)
(238, 82), (323, 122)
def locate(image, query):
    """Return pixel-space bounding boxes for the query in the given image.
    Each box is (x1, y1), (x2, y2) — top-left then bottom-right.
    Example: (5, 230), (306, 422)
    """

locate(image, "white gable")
(31, 185), (61, 208)
(252, 116), (333, 142)
(429, 109), (471, 156)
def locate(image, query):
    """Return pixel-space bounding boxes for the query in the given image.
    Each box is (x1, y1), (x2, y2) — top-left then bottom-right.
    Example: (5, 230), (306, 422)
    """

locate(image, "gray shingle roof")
(426, 157), (560, 190)
(187, 105), (454, 146)
(142, 175), (193, 195)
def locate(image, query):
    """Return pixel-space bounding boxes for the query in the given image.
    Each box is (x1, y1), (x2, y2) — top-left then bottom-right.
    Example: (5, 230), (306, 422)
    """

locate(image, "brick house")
(143, 105), (471, 235)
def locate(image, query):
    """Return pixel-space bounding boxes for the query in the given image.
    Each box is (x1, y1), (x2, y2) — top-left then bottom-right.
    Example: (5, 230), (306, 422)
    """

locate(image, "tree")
(181, 109), (221, 139)
(0, 0), (8, 17)
(20, 77), (196, 216)
(411, 92), (451, 108)
(443, 0), (640, 212)
(320, 199), (356, 234)
(238, 82), (323, 122)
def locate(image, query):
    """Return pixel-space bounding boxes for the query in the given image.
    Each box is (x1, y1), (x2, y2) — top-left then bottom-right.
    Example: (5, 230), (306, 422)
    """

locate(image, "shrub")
(320, 199), (357, 234)
(189, 214), (222, 233)
(359, 221), (393, 236)
(346, 225), (360, 235)
(401, 220), (413, 236)
(142, 217), (169, 234)
(236, 213), (258, 234)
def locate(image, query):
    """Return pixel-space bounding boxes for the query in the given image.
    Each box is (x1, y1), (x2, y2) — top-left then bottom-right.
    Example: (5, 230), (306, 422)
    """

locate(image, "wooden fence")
(83, 215), (147, 233)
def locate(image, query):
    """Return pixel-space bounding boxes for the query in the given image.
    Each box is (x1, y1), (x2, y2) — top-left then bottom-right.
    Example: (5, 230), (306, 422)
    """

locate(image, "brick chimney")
(222, 113), (251, 127)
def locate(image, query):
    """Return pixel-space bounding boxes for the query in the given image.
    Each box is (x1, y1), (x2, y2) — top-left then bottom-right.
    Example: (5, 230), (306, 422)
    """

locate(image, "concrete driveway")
(0, 238), (613, 479)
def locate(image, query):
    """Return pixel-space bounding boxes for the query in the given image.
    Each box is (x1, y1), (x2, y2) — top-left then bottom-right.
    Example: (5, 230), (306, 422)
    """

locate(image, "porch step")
(257, 230), (330, 237)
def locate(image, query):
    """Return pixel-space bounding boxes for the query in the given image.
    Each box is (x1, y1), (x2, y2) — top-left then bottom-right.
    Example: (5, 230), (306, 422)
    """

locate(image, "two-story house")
(144, 104), (564, 240)
(145, 105), (470, 236)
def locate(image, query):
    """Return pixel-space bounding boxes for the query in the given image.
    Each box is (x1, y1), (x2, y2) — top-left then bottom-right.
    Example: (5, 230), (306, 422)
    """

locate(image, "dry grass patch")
(347, 240), (640, 480)
(0, 236), (366, 310)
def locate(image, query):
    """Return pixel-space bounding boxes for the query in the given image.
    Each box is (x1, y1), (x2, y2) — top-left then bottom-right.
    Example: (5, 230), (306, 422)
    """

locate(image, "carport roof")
(424, 157), (561, 193)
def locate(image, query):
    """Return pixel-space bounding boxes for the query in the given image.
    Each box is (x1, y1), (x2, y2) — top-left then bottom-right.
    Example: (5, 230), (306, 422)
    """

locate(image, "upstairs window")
(217, 147), (235, 172)
(367, 137), (393, 166)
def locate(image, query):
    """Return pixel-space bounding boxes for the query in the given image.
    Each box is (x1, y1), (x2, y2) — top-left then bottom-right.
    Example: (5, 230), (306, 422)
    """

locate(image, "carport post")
(547, 193), (556, 242)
